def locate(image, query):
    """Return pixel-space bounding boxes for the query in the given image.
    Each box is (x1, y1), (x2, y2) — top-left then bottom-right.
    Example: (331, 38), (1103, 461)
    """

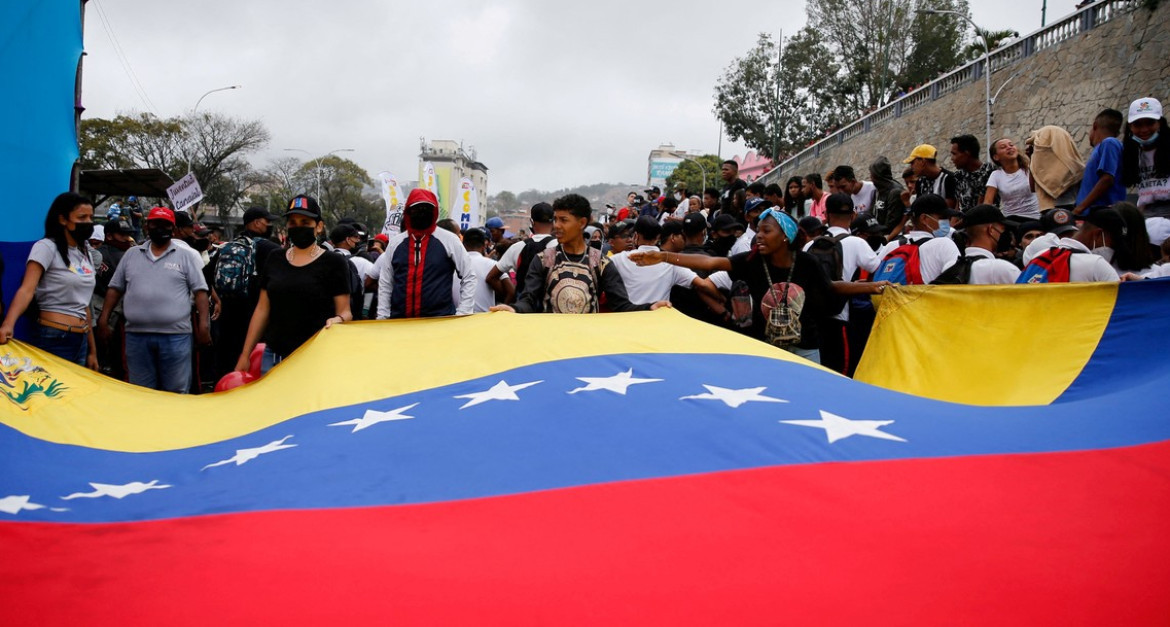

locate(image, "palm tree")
(963, 29), (1020, 61)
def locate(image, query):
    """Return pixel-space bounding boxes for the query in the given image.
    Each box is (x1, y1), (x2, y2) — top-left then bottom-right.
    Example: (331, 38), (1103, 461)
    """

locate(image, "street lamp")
(918, 9), (991, 152)
(282, 148), (355, 201)
(187, 85), (241, 173)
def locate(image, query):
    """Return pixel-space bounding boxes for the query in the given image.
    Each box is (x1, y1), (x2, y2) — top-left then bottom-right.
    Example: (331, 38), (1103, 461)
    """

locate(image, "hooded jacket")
(374, 189), (475, 318)
(869, 156), (905, 233)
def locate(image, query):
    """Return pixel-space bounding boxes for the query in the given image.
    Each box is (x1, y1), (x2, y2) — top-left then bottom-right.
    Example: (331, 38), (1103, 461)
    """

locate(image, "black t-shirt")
(721, 179), (748, 214)
(727, 250), (842, 349)
(260, 249), (350, 358)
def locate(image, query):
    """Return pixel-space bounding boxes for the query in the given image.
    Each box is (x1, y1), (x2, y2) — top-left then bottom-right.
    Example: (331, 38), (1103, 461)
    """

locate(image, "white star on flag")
(455, 380), (542, 409)
(680, 385), (788, 408)
(329, 403), (419, 433)
(781, 410), (907, 444)
(568, 368), (663, 395)
(61, 480), (171, 500)
(202, 435), (297, 471)
(0, 495), (47, 515)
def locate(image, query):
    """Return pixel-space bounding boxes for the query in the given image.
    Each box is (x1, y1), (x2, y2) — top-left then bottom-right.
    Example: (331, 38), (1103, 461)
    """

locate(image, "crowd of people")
(1, 97), (1167, 391)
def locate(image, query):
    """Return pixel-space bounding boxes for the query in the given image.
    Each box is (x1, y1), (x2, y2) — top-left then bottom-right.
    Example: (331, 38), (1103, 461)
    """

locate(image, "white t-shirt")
(875, 231), (961, 285)
(495, 234), (555, 274)
(851, 181), (877, 214)
(730, 227), (756, 255)
(986, 169), (1041, 218)
(452, 251), (499, 313)
(961, 247), (1022, 285)
(801, 226), (881, 321)
(609, 245), (700, 304)
(1137, 149), (1170, 212)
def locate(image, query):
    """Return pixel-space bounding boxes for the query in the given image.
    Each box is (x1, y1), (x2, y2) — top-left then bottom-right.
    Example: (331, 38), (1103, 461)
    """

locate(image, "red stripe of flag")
(4, 441), (1168, 625)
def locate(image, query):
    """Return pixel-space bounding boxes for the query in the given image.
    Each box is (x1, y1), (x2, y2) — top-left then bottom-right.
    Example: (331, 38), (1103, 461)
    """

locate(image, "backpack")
(516, 236), (553, 290)
(331, 251), (365, 321)
(1017, 247), (1077, 284)
(873, 237), (928, 285)
(931, 255), (975, 285)
(539, 246), (605, 314)
(806, 232), (849, 281)
(214, 236), (260, 298)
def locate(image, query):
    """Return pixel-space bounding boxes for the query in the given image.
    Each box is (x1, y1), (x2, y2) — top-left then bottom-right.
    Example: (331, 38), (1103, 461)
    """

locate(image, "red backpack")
(1017, 247), (1077, 283)
(873, 238), (927, 285)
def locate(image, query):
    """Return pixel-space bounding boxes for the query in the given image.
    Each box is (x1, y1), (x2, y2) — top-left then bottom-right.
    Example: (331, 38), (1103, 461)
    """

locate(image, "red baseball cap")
(373, 233), (389, 244)
(146, 207), (175, 224)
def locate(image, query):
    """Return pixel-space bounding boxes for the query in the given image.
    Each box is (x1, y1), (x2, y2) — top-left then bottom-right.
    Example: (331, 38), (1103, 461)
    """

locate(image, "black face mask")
(407, 206), (435, 230)
(589, 239), (602, 250)
(287, 226), (317, 249)
(70, 222), (95, 243)
(995, 228), (1016, 253)
(109, 239), (134, 251)
(193, 238), (211, 252)
(148, 227), (172, 246)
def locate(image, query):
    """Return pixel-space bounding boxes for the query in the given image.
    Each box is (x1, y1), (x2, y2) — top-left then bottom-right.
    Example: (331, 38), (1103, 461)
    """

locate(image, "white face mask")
(1091, 233), (1114, 262)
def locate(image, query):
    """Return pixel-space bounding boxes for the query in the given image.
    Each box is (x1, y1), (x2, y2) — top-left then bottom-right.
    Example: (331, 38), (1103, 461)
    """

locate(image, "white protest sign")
(166, 172), (204, 213)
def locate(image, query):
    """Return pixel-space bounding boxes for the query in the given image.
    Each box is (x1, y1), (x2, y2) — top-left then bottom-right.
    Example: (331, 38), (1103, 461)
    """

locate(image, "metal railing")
(759, 0), (1142, 184)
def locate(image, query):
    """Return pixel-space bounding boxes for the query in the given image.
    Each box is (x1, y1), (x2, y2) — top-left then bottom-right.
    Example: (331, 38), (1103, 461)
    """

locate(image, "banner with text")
(454, 177), (480, 230)
(378, 171), (404, 235)
(166, 172), (204, 214)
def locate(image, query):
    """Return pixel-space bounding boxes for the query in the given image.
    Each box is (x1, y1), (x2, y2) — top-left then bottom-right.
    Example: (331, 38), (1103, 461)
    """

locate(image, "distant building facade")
(418, 138), (489, 223)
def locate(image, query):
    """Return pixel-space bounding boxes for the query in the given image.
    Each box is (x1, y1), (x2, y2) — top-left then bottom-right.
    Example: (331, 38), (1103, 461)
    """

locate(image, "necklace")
(286, 246), (323, 264)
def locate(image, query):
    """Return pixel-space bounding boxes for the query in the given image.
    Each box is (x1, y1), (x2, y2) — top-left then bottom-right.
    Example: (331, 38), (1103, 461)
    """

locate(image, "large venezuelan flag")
(2, 281), (1169, 625)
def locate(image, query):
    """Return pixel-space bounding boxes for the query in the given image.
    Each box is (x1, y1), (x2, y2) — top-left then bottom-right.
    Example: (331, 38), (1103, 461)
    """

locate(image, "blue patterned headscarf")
(759, 208), (798, 242)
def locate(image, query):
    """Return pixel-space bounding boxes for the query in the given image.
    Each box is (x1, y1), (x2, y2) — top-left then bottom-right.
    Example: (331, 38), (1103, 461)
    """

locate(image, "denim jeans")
(125, 332), (192, 393)
(35, 325), (88, 366)
(786, 346), (821, 364)
(260, 346), (284, 375)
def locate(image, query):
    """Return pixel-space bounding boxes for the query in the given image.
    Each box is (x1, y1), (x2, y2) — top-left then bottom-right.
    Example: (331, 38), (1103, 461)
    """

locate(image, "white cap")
(1129, 97), (1163, 123)
(1146, 217), (1170, 246)
(90, 224), (105, 241)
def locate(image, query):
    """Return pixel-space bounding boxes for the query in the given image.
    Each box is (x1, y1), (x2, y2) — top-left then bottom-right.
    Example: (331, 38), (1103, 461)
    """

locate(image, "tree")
(184, 112), (270, 218)
(79, 111), (270, 218)
(664, 155), (722, 196)
(962, 29), (1019, 61)
(713, 29), (845, 160)
(805, 0), (971, 110)
(310, 154), (378, 227)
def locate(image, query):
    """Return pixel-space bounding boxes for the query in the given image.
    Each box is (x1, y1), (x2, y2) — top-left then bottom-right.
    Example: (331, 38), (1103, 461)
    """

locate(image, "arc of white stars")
(781, 410), (907, 444)
(202, 435), (297, 471)
(568, 369), (663, 395)
(329, 403), (419, 433)
(680, 385), (788, 408)
(455, 380), (542, 409)
(61, 480), (171, 500)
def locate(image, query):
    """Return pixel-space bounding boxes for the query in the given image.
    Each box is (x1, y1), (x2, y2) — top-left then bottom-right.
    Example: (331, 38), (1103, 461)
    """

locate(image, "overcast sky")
(81, 0), (1079, 194)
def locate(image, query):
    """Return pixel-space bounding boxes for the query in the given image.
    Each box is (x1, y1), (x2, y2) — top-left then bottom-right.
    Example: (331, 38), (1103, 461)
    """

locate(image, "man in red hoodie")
(373, 189), (476, 318)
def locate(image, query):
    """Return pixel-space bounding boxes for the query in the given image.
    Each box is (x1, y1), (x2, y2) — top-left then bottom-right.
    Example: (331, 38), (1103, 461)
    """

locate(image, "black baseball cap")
(1041, 208), (1078, 236)
(174, 210), (195, 228)
(1083, 207), (1127, 241)
(607, 220), (635, 239)
(644, 185), (661, 194)
(961, 204), (1007, 228)
(711, 213), (740, 233)
(530, 202), (554, 223)
(910, 194), (960, 217)
(682, 212), (708, 236)
(850, 212), (885, 235)
(286, 195), (323, 220)
(243, 207), (278, 224)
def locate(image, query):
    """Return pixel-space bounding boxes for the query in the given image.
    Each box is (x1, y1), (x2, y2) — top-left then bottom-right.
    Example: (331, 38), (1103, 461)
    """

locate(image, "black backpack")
(331, 251), (365, 320)
(806, 232), (850, 281)
(516, 236), (554, 290)
(931, 255), (975, 285)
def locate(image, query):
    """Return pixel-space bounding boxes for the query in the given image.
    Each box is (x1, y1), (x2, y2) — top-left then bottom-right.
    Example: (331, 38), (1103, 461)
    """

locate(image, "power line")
(91, 0), (159, 114)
